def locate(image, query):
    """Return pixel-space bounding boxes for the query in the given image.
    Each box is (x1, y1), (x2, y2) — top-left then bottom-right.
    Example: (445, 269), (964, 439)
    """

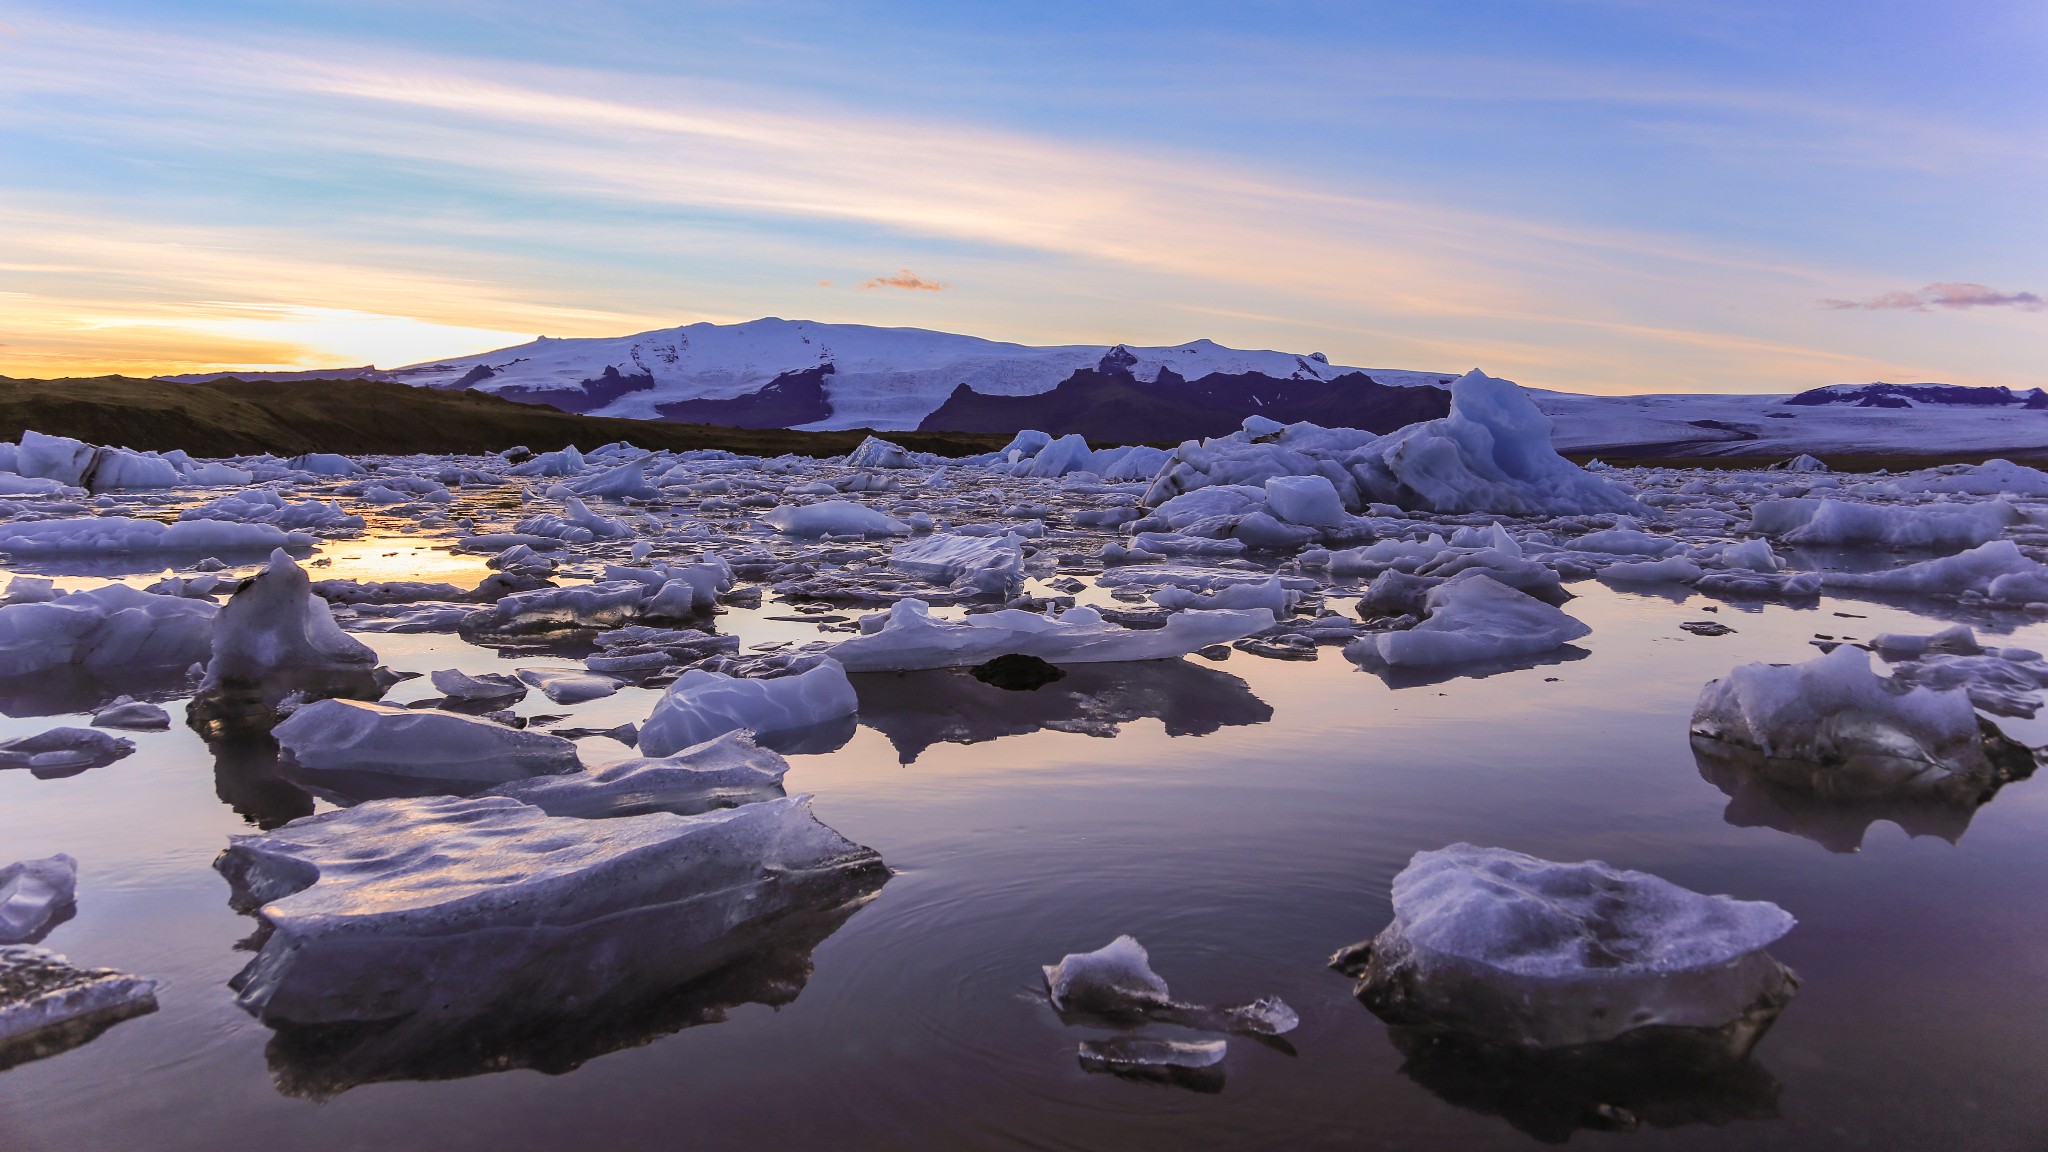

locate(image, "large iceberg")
(0, 583), (215, 682)
(638, 660), (859, 756)
(1339, 843), (1798, 1050)
(830, 598), (1274, 672)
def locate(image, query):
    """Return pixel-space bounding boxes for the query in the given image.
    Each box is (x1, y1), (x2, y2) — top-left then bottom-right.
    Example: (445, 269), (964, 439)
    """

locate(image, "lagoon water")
(1, 505), (2045, 1151)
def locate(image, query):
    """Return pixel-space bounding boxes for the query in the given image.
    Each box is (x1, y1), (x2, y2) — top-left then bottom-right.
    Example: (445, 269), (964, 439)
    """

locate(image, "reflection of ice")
(0, 946), (158, 1071)
(851, 659), (1273, 763)
(207, 733), (316, 829)
(1693, 738), (2033, 853)
(1384, 1025), (1781, 1144)
(216, 794), (887, 1098)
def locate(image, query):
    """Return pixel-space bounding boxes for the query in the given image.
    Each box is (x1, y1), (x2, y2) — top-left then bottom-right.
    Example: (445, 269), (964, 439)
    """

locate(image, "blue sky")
(1, 0), (2043, 392)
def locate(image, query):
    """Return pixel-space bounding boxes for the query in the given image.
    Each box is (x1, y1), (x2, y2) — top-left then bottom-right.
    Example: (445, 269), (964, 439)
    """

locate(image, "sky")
(1, 0), (2043, 394)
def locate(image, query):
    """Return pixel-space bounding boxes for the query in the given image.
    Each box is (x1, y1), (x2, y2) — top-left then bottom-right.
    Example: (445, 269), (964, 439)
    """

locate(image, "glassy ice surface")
(0, 448), (2046, 1151)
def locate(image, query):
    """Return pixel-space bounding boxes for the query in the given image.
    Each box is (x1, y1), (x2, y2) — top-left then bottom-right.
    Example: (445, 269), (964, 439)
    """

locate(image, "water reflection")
(850, 660), (1273, 764)
(206, 733), (315, 828)
(1693, 738), (2036, 853)
(1349, 645), (1590, 690)
(1385, 1026), (1781, 1144)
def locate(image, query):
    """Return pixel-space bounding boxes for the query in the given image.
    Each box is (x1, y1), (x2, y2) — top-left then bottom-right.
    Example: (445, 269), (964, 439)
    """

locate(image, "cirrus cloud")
(858, 269), (946, 293)
(1824, 282), (2045, 312)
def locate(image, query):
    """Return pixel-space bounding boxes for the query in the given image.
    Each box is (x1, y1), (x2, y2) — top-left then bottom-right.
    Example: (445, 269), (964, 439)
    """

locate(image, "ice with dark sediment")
(830, 598), (1274, 672)
(189, 549), (381, 725)
(487, 730), (788, 817)
(213, 792), (886, 1089)
(273, 699), (580, 798)
(638, 660), (859, 756)
(1337, 843), (1799, 1051)
(0, 946), (158, 1068)
(0, 855), (77, 943)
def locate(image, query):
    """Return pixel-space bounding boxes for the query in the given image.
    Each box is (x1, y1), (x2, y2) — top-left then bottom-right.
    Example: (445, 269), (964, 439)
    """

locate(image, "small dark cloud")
(858, 269), (946, 293)
(1825, 282), (2044, 312)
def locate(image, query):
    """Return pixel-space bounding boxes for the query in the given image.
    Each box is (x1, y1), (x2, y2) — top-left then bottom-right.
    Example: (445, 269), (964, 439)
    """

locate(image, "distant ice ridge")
(0, 517), (311, 558)
(0, 430), (253, 494)
(1752, 497), (2018, 549)
(1338, 844), (1799, 1050)
(1140, 371), (1642, 518)
(830, 598), (1274, 672)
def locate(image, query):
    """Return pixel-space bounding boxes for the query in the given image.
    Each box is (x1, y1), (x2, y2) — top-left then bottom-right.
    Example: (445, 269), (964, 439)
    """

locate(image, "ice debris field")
(1, 370), (2047, 1148)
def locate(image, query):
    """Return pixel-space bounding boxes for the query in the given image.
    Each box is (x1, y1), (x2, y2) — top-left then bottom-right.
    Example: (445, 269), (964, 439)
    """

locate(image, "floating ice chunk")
(845, 436), (916, 469)
(429, 668), (527, 704)
(1263, 474), (1349, 527)
(460, 582), (645, 634)
(1689, 645), (2022, 794)
(486, 730), (788, 817)
(1044, 935), (1170, 1013)
(1572, 527), (1680, 556)
(1699, 538), (1781, 573)
(213, 793), (884, 1026)
(1821, 539), (2048, 605)
(0, 728), (135, 776)
(0, 856), (76, 943)
(549, 461), (657, 501)
(1152, 576), (1295, 613)
(761, 501), (910, 538)
(2, 577), (57, 606)
(193, 550), (378, 718)
(1342, 843), (1798, 1049)
(286, 453), (365, 476)
(1886, 652), (2048, 718)
(0, 516), (311, 558)
(1751, 498), (2016, 550)
(517, 668), (620, 704)
(504, 444), (585, 477)
(831, 599), (1275, 672)
(0, 474), (81, 498)
(7, 431), (95, 486)
(90, 696), (171, 730)
(0, 946), (158, 1060)
(638, 661), (859, 756)
(1868, 624), (1982, 657)
(273, 699), (579, 792)
(1357, 573), (1589, 668)
(1599, 555), (1705, 584)
(181, 489), (365, 533)
(889, 533), (1023, 596)
(1770, 454), (1829, 473)
(0, 583), (215, 680)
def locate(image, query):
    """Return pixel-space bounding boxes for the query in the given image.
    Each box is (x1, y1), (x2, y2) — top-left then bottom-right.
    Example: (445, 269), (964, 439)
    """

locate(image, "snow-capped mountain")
(375, 318), (1452, 432)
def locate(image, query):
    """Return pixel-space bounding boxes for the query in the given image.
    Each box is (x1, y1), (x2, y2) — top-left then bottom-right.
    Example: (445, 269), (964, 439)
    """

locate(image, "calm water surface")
(0, 531), (2044, 1151)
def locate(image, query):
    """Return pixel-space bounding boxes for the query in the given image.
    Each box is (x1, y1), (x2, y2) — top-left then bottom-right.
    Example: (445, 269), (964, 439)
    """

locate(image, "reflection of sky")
(3, 2), (2044, 394)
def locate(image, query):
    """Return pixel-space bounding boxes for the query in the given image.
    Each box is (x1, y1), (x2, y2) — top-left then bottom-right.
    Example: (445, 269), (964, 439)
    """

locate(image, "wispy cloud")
(858, 269), (945, 293)
(1824, 283), (2046, 312)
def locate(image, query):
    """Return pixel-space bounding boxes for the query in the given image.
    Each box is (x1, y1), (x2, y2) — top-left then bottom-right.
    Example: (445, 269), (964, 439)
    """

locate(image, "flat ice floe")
(1338, 843), (1798, 1050)
(272, 699), (580, 797)
(830, 598), (1273, 672)
(0, 946), (158, 1066)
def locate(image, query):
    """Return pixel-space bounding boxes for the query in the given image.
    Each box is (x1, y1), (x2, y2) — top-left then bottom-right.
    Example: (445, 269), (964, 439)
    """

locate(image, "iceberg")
(0, 855), (77, 943)
(844, 436), (916, 469)
(459, 582), (646, 635)
(1751, 498), (2016, 550)
(887, 533), (1024, 596)
(761, 500), (910, 538)
(190, 550), (380, 725)
(0, 583), (215, 681)
(429, 668), (528, 704)
(516, 668), (620, 704)
(1339, 843), (1798, 1050)
(0, 728), (135, 778)
(0, 516), (311, 558)
(1042, 935), (1298, 1036)
(1689, 645), (2033, 799)
(830, 598), (1274, 672)
(90, 696), (172, 730)
(486, 731), (789, 817)
(638, 660), (859, 756)
(1821, 539), (2048, 605)
(273, 699), (580, 797)
(1353, 573), (1589, 668)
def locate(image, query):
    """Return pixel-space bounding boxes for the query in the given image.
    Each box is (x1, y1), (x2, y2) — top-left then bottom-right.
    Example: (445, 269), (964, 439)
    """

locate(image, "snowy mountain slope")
(380, 318), (1451, 431)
